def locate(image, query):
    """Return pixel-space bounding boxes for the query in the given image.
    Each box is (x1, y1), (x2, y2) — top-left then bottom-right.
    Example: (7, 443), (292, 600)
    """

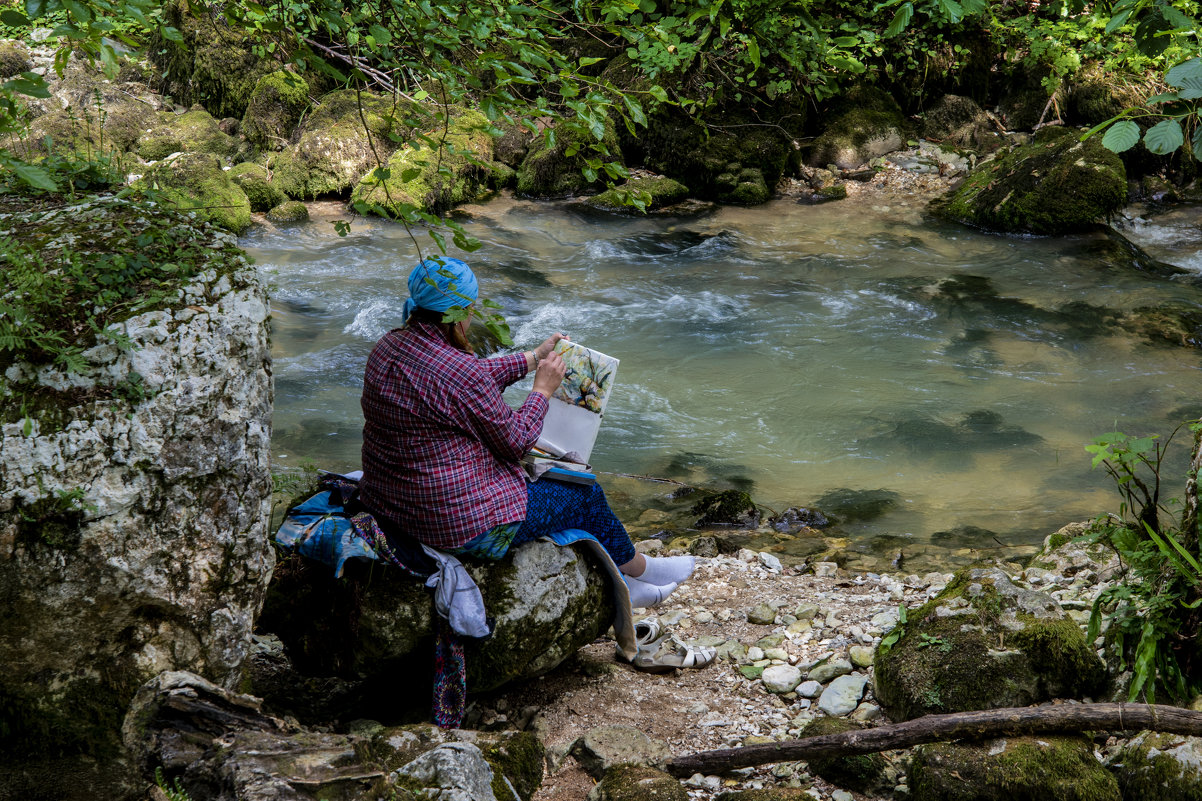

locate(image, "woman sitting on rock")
(358, 256), (695, 608)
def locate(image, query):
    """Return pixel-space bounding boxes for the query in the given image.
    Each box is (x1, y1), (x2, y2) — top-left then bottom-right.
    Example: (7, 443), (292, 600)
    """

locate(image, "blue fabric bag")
(274, 490), (379, 578)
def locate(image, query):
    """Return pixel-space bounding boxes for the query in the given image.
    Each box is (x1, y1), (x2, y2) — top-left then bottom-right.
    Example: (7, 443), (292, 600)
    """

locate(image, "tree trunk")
(666, 703), (1202, 777)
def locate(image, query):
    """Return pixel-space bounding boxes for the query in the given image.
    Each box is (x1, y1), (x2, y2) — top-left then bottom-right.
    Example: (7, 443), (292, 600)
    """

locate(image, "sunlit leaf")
(1144, 119), (1184, 155)
(1166, 58), (1202, 88)
(1102, 119), (1141, 153)
(885, 3), (913, 37)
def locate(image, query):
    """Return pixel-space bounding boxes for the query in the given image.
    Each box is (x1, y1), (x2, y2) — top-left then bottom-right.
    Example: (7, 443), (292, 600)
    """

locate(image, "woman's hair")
(406, 307), (474, 354)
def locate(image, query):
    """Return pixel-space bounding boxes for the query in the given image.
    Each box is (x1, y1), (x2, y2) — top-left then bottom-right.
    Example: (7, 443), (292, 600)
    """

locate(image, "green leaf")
(1105, 8), (1133, 33)
(1177, 75), (1202, 100)
(937, 0), (964, 23)
(12, 162), (58, 191)
(429, 229), (447, 254)
(1144, 119), (1184, 155)
(1163, 57), (1202, 87)
(0, 9), (29, 26)
(885, 3), (913, 37)
(1102, 120), (1141, 153)
(746, 37), (760, 69)
(648, 85), (668, 103)
(1192, 124), (1202, 158)
(4, 72), (50, 98)
(159, 25), (183, 42)
(1146, 92), (1181, 105)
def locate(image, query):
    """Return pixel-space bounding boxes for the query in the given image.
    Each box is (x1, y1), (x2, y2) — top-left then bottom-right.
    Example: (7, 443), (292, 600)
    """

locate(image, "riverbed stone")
(807, 87), (907, 170)
(266, 200), (309, 224)
(849, 645), (875, 668)
(395, 742), (498, 801)
(930, 127), (1126, 235)
(873, 567), (1107, 721)
(808, 657), (854, 684)
(571, 725), (672, 779)
(910, 736), (1119, 801)
(762, 665), (803, 694)
(1110, 731), (1202, 800)
(587, 176), (690, 212)
(797, 680), (823, 699)
(0, 206), (272, 767)
(136, 107), (245, 162)
(818, 674), (868, 716)
(748, 603), (777, 625)
(230, 161), (285, 212)
(588, 765), (688, 801)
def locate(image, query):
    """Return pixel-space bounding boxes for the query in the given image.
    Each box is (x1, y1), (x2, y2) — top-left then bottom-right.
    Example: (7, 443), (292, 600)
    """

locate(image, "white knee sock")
(637, 555), (695, 586)
(625, 577), (679, 608)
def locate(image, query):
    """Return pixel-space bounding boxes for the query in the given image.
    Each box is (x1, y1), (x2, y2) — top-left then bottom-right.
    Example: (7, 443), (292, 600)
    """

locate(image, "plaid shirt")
(359, 322), (548, 548)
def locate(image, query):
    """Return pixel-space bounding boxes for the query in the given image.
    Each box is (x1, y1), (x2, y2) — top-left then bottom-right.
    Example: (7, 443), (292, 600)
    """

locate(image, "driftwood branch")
(667, 703), (1202, 777)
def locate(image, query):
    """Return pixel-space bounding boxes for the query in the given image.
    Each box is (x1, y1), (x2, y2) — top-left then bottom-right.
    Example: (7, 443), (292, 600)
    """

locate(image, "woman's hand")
(531, 350), (567, 398)
(534, 333), (567, 361)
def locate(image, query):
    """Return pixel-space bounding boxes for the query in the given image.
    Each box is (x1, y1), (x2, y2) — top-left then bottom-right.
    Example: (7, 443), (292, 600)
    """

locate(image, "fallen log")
(667, 702), (1202, 777)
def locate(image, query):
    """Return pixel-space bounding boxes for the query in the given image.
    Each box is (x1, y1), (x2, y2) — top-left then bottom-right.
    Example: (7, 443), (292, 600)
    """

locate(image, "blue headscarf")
(401, 257), (479, 321)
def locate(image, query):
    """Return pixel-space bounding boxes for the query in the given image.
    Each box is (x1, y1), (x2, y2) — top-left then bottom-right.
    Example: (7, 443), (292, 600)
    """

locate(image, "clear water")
(244, 195), (1202, 569)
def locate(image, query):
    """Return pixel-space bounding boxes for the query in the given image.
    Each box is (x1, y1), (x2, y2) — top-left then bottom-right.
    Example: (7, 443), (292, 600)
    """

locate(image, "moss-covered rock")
(351, 109), (494, 216)
(241, 70), (310, 151)
(517, 119), (622, 198)
(257, 540), (611, 715)
(1067, 66), (1147, 128)
(1028, 521), (1120, 580)
(910, 736), (1120, 801)
(588, 765), (688, 801)
(930, 128), (1127, 234)
(586, 176), (690, 212)
(138, 152), (252, 234)
(147, 0), (282, 119)
(266, 200), (309, 224)
(259, 149), (311, 199)
(998, 87), (1049, 131)
(136, 108), (244, 162)
(800, 717), (888, 793)
(0, 40), (32, 79)
(292, 88), (416, 197)
(873, 567), (1107, 721)
(923, 94), (1004, 153)
(640, 108), (793, 205)
(229, 161), (285, 212)
(808, 87), (907, 169)
(691, 490), (760, 528)
(1111, 731), (1202, 801)
(715, 791), (816, 801)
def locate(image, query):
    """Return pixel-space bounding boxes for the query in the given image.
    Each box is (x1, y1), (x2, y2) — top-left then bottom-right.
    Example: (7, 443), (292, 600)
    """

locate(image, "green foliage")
(1084, 420), (1202, 703)
(155, 767), (192, 801)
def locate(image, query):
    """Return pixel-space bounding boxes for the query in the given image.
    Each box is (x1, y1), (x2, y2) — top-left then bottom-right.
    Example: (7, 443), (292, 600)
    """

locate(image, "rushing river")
(244, 193), (1202, 571)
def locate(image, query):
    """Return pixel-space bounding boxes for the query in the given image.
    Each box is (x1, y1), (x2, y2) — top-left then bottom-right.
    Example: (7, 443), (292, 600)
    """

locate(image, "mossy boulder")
(241, 70), (311, 151)
(923, 94), (1004, 153)
(147, 0), (282, 119)
(136, 108), (244, 162)
(586, 177), (690, 212)
(800, 717), (888, 793)
(691, 489), (760, 528)
(1068, 67), (1147, 127)
(808, 87), (907, 169)
(229, 161), (285, 212)
(910, 736), (1120, 801)
(138, 152), (252, 234)
(587, 765), (688, 801)
(258, 149), (311, 199)
(873, 567), (1107, 721)
(640, 108), (793, 205)
(0, 40), (32, 78)
(257, 540), (612, 713)
(930, 128), (1127, 234)
(1111, 731), (1202, 801)
(351, 109), (495, 216)
(517, 119), (622, 198)
(291, 88), (416, 197)
(266, 200), (309, 224)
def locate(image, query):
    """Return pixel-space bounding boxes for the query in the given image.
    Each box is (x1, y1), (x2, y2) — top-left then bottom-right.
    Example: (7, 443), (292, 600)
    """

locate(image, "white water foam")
(344, 301), (404, 340)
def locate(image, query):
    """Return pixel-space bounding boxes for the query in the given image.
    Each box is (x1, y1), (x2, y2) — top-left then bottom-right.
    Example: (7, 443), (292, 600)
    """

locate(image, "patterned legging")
(450, 480), (636, 565)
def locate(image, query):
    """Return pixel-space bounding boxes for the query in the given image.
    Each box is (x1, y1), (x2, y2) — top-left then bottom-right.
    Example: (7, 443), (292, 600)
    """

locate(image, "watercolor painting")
(552, 340), (618, 415)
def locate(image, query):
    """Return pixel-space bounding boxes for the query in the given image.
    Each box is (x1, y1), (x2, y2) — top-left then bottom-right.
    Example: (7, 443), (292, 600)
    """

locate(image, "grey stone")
(851, 702), (883, 722)
(797, 680), (823, 699)
(748, 603), (776, 625)
(818, 674), (869, 717)
(571, 725), (672, 779)
(849, 646), (875, 668)
(395, 742), (498, 801)
(808, 658), (854, 684)
(795, 603), (821, 620)
(0, 213), (272, 760)
(758, 552), (783, 572)
(761, 665), (803, 694)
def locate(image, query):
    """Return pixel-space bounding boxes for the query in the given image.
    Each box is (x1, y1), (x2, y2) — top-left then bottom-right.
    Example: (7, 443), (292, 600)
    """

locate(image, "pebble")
(748, 603), (776, 625)
(849, 645), (875, 668)
(813, 562), (839, 577)
(808, 657), (853, 684)
(761, 664), (803, 694)
(688, 702), (710, 714)
(746, 647), (765, 662)
(695, 611), (714, 624)
(759, 552), (783, 572)
(796, 680), (823, 698)
(795, 603), (820, 620)
(851, 702), (882, 722)
(832, 790), (855, 801)
(683, 774), (722, 791)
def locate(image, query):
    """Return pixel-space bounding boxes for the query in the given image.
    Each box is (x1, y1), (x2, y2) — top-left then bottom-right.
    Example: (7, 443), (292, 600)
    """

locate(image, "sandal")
(633, 617), (663, 648)
(627, 634), (717, 674)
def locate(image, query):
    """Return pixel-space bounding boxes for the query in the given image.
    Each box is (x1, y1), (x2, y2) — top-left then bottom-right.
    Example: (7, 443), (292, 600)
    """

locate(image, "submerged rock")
(930, 127), (1127, 234)
(265, 200), (309, 224)
(873, 567), (1107, 720)
(910, 736), (1120, 801)
(813, 488), (900, 523)
(691, 489), (760, 528)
